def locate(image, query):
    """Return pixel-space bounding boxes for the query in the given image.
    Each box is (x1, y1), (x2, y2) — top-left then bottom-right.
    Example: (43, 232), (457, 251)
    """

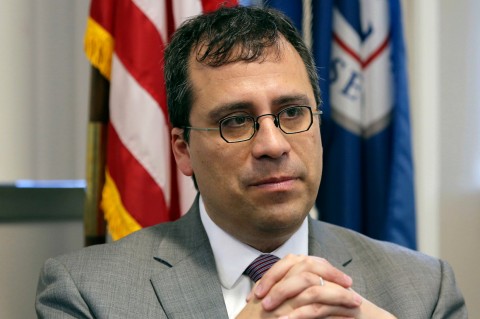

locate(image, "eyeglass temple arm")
(184, 126), (220, 131)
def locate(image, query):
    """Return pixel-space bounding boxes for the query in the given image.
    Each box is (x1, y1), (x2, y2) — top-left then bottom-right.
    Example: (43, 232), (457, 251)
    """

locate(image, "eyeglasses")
(184, 105), (322, 143)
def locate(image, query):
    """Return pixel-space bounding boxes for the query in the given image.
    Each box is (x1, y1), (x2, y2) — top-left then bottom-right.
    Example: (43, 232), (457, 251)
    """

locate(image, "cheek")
(189, 140), (241, 181)
(301, 126), (322, 149)
(299, 132), (323, 175)
(189, 147), (214, 178)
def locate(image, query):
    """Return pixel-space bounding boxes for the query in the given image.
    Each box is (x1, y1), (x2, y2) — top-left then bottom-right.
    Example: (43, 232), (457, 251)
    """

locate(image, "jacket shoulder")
(310, 220), (467, 318)
(313, 219), (437, 267)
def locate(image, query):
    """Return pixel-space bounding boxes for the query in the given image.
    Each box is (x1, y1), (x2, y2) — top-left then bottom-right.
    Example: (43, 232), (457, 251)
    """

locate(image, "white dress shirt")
(199, 196), (309, 319)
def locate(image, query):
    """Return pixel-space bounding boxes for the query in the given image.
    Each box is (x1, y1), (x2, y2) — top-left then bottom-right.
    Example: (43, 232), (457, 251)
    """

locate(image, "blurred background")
(0, 0), (479, 318)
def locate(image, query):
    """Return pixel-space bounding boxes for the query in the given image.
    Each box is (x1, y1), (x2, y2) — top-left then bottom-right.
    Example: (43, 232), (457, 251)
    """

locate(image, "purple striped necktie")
(244, 254), (280, 283)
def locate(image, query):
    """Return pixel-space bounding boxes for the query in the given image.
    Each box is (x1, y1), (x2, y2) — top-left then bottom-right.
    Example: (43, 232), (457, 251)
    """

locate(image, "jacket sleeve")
(36, 258), (94, 319)
(432, 260), (468, 319)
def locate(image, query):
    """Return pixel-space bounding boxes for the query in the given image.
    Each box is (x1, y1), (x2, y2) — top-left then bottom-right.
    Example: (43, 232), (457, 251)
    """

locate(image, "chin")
(257, 207), (307, 232)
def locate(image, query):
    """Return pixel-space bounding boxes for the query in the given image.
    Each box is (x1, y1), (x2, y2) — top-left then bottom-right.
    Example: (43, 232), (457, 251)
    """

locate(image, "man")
(36, 6), (466, 319)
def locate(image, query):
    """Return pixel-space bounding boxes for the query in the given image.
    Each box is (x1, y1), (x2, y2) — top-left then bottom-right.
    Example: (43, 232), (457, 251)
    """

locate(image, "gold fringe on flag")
(102, 170), (142, 240)
(84, 17), (114, 80)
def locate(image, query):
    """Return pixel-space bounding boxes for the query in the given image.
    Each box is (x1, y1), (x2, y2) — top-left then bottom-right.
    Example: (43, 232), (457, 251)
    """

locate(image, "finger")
(256, 255), (352, 298)
(246, 281), (261, 302)
(278, 303), (360, 319)
(261, 271), (323, 309)
(302, 257), (352, 289)
(263, 279), (362, 311)
(278, 316), (355, 319)
(253, 254), (305, 298)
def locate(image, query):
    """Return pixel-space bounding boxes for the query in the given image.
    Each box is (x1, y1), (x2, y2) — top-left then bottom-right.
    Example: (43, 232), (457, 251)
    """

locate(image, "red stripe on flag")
(201, 0), (238, 13)
(113, 0), (168, 115)
(89, 0), (115, 35)
(333, 32), (390, 69)
(107, 123), (177, 227)
(165, 0), (176, 42)
(362, 34), (390, 69)
(332, 32), (362, 66)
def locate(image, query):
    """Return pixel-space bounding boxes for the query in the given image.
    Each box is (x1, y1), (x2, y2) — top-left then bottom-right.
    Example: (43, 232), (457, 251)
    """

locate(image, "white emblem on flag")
(330, 1), (392, 137)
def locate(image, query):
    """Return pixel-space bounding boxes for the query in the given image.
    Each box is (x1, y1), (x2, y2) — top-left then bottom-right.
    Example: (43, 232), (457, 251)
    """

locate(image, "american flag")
(84, 0), (237, 240)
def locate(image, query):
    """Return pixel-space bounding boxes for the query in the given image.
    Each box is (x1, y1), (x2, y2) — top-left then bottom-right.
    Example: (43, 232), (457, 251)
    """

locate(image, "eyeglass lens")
(219, 106), (313, 143)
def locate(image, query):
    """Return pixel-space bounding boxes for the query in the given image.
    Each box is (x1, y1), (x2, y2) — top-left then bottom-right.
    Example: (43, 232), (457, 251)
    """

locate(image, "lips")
(249, 176), (298, 188)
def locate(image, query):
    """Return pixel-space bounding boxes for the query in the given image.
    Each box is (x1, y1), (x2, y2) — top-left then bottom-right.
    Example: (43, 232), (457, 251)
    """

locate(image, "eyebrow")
(206, 93), (313, 122)
(271, 94), (311, 106)
(207, 102), (253, 122)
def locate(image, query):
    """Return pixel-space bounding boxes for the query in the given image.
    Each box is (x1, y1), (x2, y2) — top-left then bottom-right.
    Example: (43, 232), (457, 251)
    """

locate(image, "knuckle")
(298, 271), (311, 283)
(310, 256), (328, 264)
(304, 285), (321, 300)
(311, 303), (325, 316)
(272, 282), (288, 297)
(304, 272), (320, 286)
(284, 253), (299, 262)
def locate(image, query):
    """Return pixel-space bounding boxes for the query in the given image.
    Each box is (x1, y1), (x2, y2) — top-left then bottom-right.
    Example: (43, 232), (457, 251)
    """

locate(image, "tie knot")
(244, 254), (280, 282)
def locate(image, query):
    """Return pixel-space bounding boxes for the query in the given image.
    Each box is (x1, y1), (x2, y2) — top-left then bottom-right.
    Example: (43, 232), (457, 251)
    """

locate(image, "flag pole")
(83, 66), (109, 246)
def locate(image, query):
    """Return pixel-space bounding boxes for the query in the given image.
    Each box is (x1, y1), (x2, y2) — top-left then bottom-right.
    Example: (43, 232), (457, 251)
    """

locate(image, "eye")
(281, 106), (305, 119)
(221, 115), (251, 128)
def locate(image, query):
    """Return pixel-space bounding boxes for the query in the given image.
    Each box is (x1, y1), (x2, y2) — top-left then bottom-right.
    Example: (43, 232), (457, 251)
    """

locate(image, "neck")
(245, 235), (291, 253)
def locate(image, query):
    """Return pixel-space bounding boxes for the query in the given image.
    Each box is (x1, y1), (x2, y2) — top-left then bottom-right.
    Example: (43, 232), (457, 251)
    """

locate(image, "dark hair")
(164, 5), (321, 140)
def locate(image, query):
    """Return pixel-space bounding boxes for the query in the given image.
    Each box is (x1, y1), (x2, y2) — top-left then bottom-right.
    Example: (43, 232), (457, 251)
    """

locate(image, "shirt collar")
(199, 196), (309, 289)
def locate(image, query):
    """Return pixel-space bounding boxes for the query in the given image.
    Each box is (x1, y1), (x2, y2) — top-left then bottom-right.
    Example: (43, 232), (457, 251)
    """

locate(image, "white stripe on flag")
(172, 0), (203, 28)
(132, 0), (168, 44)
(110, 54), (172, 204)
(333, 9), (361, 51)
(359, 0), (389, 57)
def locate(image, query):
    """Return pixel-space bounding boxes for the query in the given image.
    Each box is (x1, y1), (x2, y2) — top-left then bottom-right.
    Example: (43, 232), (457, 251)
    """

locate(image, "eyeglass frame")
(183, 105), (322, 143)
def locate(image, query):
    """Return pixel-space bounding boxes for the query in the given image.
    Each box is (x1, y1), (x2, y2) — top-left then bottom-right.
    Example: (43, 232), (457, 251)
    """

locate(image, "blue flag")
(267, 0), (417, 249)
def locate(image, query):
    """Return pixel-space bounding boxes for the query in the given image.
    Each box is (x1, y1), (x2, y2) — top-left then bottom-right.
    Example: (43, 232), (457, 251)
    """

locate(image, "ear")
(171, 127), (194, 176)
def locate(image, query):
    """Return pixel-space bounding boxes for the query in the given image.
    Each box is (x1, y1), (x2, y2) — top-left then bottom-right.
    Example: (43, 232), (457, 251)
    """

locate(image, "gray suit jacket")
(36, 199), (467, 318)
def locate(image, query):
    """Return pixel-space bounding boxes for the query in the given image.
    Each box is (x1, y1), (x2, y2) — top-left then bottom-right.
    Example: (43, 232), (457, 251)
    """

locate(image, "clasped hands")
(236, 255), (396, 319)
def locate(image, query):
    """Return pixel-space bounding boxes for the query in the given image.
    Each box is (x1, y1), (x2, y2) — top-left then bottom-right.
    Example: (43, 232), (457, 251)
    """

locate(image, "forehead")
(187, 39), (314, 118)
(192, 33), (282, 67)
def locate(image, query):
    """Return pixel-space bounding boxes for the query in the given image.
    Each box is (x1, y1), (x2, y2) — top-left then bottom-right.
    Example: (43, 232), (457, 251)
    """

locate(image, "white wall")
(0, 0), (479, 318)
(0, 0), (89, 181)
(438, 0), (480, 313)
(404, 0), (480, 316)
(0, 1), (89, 318)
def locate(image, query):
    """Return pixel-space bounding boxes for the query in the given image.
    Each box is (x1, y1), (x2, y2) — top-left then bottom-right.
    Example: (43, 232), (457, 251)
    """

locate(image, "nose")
(251, 115), (291, 159)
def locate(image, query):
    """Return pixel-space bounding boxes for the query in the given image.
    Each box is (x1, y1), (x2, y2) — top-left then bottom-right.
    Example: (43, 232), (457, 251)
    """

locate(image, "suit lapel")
(150, 249), (227, 319)
(308, 218), (367, 296)
(150, 198), (228, 319)
(150, 204), (368, 318)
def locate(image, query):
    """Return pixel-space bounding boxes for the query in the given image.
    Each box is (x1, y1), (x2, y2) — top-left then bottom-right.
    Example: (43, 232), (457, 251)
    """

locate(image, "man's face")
(172, 39), (323, 251)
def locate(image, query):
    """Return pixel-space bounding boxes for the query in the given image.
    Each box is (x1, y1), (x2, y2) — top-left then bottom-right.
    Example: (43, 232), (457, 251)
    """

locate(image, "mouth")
(249, 176), (299, 191)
